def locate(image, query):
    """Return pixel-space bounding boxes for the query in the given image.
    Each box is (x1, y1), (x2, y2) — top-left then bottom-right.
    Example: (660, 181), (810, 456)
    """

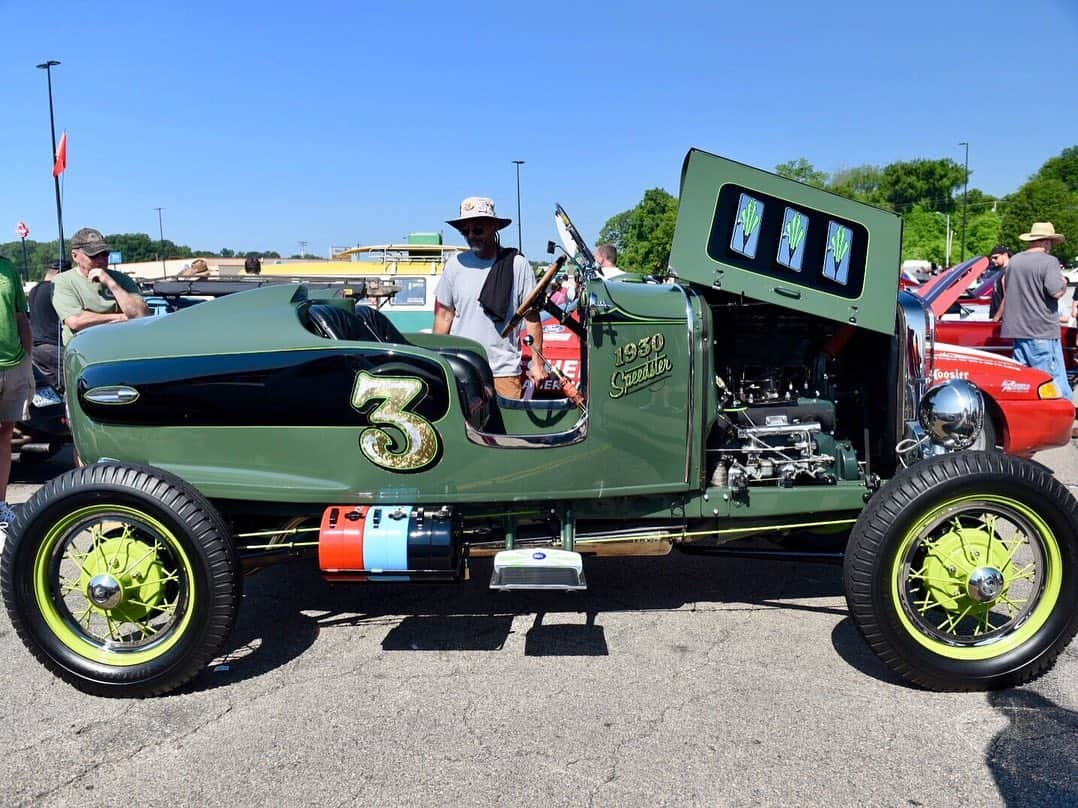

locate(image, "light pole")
(933, 211), (952, 267)
(153, 207), (166, 276)
(36, 59), (64, 267)
(512, 160), (525, 253)
(958, 141), (969, 262)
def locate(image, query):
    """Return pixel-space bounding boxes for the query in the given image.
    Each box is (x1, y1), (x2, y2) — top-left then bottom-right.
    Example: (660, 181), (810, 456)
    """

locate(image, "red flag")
(52, 131), (67, 177)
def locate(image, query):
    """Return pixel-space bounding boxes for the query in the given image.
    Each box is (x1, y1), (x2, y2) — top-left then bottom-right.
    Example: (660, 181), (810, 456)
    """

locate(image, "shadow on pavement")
(181, 551), (847, 693)
(986, 688), (1078, 808)
(828, 618), (908, 688)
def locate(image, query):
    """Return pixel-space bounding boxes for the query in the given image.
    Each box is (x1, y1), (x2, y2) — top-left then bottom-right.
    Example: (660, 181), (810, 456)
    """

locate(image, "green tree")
(900, 208), (948, 265)
(963, 210), (1003, 260)
(106, 233), (160, 263)
(775, 157), (827, 188)
(609, 188), (678, 275)
(597, 210), (632, 252)
(1000, 177), (1078, 262)
(828, 164), (886, 206)
(962, 188), (996, 212)
(0, 239), (61, 281)
(880, 158), (966, 213)
(1033, 145), (1078, 193)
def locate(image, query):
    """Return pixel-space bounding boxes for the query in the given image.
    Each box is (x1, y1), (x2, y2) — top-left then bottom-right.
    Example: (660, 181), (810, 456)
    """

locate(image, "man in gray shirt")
(434, 197), (547, 399)
(1000, 221), (1070, 396)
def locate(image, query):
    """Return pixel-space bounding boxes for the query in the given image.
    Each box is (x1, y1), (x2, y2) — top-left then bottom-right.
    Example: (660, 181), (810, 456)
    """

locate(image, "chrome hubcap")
(967, 566), (1005, 603)
(87, 574), (123, 609)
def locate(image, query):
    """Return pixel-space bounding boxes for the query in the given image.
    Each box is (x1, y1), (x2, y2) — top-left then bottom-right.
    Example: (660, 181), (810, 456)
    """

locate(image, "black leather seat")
(307, 303), (390, 342)
(304, 302), (494, 431)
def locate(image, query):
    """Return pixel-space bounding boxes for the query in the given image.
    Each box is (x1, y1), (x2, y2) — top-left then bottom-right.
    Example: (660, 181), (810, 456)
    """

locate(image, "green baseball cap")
(70, 227), (111, 256)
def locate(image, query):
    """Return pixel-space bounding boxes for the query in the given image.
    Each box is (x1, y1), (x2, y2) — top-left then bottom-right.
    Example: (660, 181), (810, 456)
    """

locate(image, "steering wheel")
(499, 255), (566, 338)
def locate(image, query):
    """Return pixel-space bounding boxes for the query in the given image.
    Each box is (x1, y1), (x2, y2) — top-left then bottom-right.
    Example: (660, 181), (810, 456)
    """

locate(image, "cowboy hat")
(1019, 221), (1066, 243)
(446, 196), (511, 230)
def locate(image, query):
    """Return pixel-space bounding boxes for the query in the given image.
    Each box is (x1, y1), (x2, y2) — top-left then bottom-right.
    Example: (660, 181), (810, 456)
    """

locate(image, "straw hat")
(1018, 222), (1066, 243)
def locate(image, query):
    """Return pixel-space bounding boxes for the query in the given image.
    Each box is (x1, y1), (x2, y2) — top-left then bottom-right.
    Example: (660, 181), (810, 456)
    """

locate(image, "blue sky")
(3, 0), (1076, 260)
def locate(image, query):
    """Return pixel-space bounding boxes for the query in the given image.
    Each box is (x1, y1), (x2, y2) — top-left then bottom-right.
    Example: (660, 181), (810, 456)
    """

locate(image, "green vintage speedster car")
(3, 149), (1076, 696)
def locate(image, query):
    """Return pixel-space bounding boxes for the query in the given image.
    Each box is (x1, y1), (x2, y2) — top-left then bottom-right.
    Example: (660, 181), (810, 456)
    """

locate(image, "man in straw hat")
(434, 197), (547, 398)
(53, 227), (149, 346)
(1000, 221), (1071, 396)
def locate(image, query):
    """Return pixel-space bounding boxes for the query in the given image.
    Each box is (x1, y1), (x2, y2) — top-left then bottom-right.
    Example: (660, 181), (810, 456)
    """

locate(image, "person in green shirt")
(0, 255), (34, 527)
(52, 227), (148, 346)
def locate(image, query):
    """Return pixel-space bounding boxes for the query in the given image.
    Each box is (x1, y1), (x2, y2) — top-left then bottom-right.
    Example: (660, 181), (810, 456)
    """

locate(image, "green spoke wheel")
(845, 453), (1078, 691)
(2, 463), (239, 697)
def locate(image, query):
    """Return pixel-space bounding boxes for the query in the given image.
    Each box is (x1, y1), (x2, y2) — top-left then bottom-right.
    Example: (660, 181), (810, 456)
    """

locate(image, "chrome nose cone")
(87, 574), (123, 609)
(967, 566), (1005, 603)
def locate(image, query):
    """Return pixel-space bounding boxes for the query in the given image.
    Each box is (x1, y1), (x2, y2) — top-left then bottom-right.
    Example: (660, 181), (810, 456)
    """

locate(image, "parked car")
(4, 149), (1077, 698)
(920, 257), (1078, 390)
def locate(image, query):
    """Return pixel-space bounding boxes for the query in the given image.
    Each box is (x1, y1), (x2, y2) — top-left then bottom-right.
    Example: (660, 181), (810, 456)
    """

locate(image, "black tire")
(970, 413), (999, 452)
(844, 452), (1078, 691)
(1, 462), (240, 697)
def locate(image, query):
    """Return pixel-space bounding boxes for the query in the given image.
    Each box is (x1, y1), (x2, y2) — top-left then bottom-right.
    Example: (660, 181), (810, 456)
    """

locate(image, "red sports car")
(923, 256), (1077, 386)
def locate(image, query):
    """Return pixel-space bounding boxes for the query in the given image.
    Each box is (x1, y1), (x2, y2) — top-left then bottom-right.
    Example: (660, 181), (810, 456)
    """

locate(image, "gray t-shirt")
(435, 250), (537, 376)
(999, 251), (1066, 340)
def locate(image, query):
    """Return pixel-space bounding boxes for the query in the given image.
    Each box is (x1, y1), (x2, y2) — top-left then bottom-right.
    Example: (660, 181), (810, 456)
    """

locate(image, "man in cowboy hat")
(434, 197), (547, 398)
(1000, 222), (1071, 396)
(52, 227), (149, 346)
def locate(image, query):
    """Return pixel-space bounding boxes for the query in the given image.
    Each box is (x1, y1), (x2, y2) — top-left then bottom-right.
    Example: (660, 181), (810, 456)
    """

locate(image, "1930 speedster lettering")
(610, 354), (673, 398)
(350, 371), (440, 471)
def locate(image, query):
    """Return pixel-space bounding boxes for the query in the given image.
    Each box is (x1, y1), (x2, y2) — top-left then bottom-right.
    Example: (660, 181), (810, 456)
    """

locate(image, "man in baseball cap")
(52, 227), (148, 346)
(987, 244), (1012, 321)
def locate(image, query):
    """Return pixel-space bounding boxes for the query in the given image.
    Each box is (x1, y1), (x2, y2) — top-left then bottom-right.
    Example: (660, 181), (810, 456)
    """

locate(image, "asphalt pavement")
(1, 445), (1076, 807)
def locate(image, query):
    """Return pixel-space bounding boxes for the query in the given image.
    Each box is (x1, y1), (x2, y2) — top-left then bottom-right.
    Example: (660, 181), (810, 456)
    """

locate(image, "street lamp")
(512, 160), (525, 253)
(36, 59), (64, 266)
(933, 211), (952, 267)
(153, 207), (166, 276)
(958, 141), (969, 262)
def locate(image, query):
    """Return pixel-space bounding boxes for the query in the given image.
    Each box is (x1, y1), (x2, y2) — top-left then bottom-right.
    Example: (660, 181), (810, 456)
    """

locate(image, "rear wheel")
(1, 463), (240, 697)
(844, 452), (1078, 691)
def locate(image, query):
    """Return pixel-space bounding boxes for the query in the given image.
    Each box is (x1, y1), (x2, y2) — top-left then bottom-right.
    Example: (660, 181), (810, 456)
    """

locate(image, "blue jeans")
(1013, 338), (1073, 398)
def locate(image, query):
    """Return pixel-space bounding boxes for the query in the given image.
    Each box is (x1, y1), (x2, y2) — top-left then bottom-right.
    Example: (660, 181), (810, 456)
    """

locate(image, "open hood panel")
(669, 149), (903, 335)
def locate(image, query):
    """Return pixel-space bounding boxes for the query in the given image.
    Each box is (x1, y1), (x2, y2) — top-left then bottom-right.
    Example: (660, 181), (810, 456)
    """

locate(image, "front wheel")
(844, 452), (1078, 691)
(1, 463), (240, 697)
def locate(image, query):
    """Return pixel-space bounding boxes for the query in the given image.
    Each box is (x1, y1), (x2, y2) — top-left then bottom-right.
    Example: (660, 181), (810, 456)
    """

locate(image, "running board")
(490, 549), (586, 590)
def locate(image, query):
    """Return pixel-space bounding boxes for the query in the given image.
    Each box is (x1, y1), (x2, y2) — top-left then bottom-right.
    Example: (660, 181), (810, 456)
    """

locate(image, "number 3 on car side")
(350, 371), (440, 472)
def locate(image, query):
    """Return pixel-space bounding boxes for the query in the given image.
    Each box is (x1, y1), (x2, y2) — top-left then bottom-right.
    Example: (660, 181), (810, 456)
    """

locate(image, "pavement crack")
(31, 701), (235, 801)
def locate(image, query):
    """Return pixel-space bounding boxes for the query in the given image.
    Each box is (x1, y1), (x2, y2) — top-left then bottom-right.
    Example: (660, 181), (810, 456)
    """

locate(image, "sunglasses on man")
(458, 224), (491, 236)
